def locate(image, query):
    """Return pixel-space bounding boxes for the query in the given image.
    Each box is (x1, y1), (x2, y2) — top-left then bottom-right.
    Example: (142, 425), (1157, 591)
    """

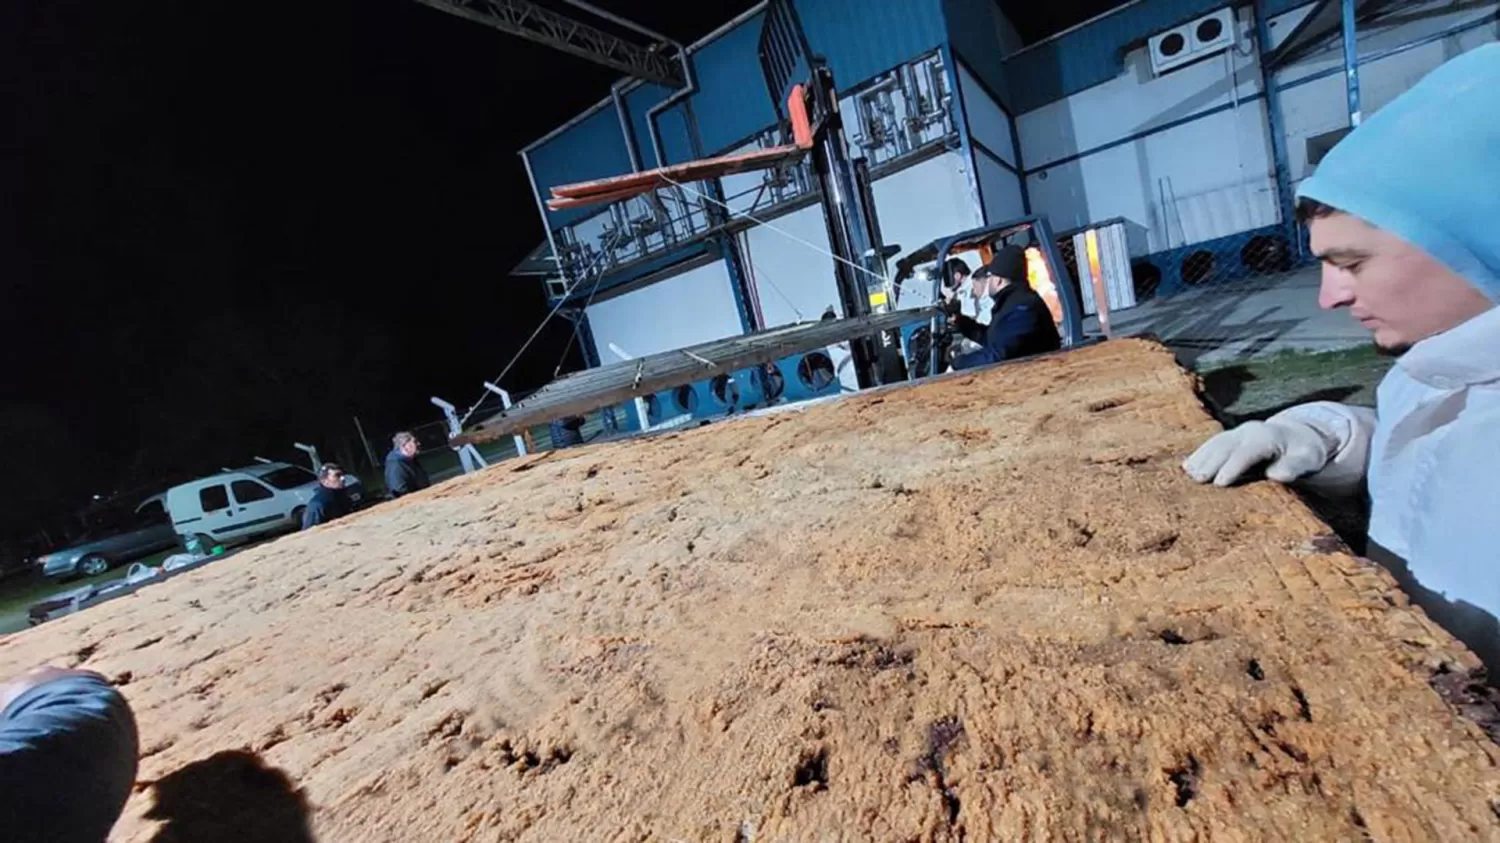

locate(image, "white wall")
(956, 60), (1027, 225)
(1026, 102), (1278, 251)
(741, 151), (980, 320)
(741, 204), (841, 328)
(1017, 8), (1278, 252)
(957, 63), (1017, 168)
(872, 151), (986, 281)
(1275, 0), (1498, 187)
(585, 260), (744, 362)
(1017, 13), (1265, 166)
(738, 204), (863, 390)
(976, 149), (1026, 225)
(1013, 2), (1497, 256)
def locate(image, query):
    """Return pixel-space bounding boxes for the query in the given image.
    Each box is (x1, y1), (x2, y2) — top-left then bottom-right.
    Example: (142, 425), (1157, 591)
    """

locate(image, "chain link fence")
(1045, 218), (1352, 372)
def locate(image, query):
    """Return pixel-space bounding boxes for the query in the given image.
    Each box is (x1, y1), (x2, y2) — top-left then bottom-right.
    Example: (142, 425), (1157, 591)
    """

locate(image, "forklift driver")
(939, 257), (971, 307)
(948, 246), (1062, 371)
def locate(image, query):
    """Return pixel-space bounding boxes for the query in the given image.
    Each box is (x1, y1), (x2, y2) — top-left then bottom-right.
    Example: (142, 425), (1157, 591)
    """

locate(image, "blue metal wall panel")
(1004, 0), (1312, 114)
(942, 0), (1012, 109)
(677, 11), (778, 159)
(798, 0), (948, 92)
(528, 105), (633, 229)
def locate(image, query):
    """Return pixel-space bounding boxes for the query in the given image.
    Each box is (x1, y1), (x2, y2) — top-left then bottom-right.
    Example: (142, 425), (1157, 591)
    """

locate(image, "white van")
(165, 463), (366, 546)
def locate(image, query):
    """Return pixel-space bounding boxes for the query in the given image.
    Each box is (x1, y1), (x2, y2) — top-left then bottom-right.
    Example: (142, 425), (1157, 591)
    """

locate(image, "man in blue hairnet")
(1184, 45), (1500, 674)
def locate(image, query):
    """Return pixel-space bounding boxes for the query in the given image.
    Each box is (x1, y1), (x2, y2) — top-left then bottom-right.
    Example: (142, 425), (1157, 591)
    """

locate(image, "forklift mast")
(758, 0), (905, 388)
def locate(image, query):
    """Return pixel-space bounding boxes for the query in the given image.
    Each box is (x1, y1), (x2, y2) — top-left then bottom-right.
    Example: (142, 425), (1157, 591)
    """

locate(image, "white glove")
(1182, 418), (1334, 487)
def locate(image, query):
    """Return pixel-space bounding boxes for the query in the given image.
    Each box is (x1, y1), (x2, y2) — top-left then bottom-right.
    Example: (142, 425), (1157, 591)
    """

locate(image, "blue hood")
(1296, 44), (1500, 302)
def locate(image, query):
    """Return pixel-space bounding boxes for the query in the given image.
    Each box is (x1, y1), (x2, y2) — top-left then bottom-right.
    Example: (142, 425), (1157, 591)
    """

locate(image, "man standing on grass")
(384, 431), (430, 500)
(1183, 45), (1500, 672)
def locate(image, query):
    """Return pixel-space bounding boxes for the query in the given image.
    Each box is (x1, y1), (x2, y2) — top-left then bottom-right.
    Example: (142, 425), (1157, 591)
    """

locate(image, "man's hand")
(1182, 419), (1333, 487)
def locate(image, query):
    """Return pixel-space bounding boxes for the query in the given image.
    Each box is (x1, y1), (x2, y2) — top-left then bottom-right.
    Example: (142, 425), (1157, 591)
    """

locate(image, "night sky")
(2, 0), (1114, 537)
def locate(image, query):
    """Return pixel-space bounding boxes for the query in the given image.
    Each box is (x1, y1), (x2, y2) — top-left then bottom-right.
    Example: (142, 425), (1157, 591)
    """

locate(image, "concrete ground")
(1084, 265), (1368, 367)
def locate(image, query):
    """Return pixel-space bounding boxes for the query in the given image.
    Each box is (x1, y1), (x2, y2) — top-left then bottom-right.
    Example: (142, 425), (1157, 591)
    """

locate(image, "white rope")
(461, 235), (615, 425)
(659, 173), (891, 289)
(737, 229), (805, 322)
(466, 166), (901, 426)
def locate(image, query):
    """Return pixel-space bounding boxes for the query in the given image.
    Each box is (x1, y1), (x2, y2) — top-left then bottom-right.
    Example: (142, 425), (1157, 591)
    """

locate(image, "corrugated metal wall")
(623, 82), (687, 169)
(671, 13), (777, 159)
(635, 0), (949, 166)
(801, 0), (948, 92)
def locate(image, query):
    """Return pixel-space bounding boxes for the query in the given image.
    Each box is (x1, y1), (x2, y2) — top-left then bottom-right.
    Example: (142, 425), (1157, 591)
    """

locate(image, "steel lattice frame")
(411, 0), (682, 86)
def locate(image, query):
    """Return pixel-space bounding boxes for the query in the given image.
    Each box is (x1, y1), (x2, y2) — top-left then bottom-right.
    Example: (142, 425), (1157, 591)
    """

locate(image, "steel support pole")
(803, 66), (887, 389)
(521, 150), (566, 293)
(1341, 0), (1362, 126)
(1255, 0), (1301, 255)
(352, 416), (380, 474)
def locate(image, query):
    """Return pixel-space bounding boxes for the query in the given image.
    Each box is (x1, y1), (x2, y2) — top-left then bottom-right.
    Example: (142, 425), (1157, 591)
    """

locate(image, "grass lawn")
(1195, 344), (1394, 553)
(1197, 343), (1393, 424)
(0, 550), (175, 636)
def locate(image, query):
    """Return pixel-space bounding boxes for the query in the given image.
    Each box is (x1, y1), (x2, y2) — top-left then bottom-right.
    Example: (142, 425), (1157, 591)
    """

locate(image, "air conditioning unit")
(1191, 8), (1236, 53)
(1148, 24), (1195, 76)
(1149, 8), (1236, 76)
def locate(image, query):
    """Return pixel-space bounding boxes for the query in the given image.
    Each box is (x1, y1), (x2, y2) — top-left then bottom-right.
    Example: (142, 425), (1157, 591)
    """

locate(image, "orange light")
(1025, 247), (1064, 327)
(1083, 229), (1111, 337)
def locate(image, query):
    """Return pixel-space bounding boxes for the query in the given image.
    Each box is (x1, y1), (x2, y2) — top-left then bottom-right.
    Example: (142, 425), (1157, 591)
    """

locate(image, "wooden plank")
(544, 145), (808, 210)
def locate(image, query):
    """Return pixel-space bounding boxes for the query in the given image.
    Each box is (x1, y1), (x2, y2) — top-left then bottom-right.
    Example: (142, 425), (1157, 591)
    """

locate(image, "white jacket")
(1275, 306), (1500, 620)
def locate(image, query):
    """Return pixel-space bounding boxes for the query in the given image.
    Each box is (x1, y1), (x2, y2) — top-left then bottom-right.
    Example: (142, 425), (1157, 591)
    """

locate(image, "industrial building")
(508, 0), (1497, 429)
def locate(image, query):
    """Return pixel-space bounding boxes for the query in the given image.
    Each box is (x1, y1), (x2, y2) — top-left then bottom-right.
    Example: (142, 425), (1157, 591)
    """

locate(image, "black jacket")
(384, 449), (430, 499)
(950, 283), (1061, 370)
(302, 485), (351, 530)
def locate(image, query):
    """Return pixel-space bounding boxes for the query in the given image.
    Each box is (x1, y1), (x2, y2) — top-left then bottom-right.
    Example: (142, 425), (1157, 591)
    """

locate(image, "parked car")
(38, 495), (179, 580)
(165, 463), (366, 547)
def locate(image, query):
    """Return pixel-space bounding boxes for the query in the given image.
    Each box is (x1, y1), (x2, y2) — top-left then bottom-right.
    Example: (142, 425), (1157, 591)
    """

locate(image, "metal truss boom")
(410, 0), (683, 86)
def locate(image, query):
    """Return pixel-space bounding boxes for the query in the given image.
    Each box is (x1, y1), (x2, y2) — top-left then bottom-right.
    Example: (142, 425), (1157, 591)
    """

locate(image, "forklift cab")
(892, 216), (1089, 378)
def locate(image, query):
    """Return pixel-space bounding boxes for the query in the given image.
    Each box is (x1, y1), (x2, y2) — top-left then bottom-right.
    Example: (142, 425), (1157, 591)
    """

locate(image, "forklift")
(891, 215), (1090, 378)
(458, 0), (1096, 446)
